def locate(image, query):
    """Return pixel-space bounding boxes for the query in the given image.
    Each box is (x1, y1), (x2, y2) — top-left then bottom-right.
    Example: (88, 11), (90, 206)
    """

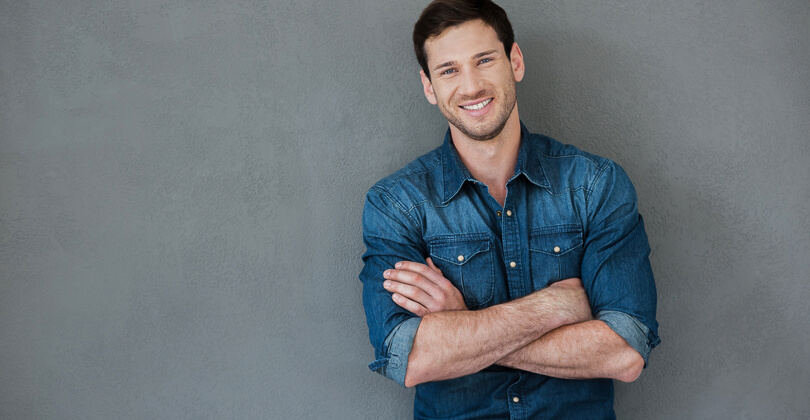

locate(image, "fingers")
(384, 267), (442, 297)
(383, 260), (469, 313)
(394, 260), (439, 283)
(391, 293), (429, 317)
(426, 257), (443, 276)
(383, 277), (434, 308)
(393, 260), (455, 292)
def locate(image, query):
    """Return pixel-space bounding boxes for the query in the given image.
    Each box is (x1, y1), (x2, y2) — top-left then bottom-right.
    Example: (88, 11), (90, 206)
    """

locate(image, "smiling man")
(359, 1), (660, 418)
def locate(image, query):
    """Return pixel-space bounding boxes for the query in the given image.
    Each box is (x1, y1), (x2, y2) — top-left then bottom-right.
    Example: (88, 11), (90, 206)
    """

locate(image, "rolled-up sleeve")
(597, 310), (658, 364)
(368, 317), (422, 385)
(582, 161), (661, 365)
(360, 187), (426, 386)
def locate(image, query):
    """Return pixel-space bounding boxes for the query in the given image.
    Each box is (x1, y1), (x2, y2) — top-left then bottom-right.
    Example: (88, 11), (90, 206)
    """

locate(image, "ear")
(510, 42), (525, 83)
(420, 70), (438, 105)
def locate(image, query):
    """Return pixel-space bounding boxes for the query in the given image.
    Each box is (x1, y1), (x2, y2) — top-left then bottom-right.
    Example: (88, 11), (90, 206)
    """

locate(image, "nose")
(457, 67), (485, 99)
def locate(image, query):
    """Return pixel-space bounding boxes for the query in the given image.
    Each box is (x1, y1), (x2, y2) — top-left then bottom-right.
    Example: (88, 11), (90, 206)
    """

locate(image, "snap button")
(512, 397), (520, 403)
(457, 255), (465, 262)
(496, 211), (502, 217)
(509, 261), (516, 268)
(506, 210), (512, 216)
(553, 246), (561, 253)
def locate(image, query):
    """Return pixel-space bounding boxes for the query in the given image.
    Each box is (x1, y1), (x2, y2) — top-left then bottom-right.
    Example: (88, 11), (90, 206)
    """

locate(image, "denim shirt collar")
(440, 121), (549, 204)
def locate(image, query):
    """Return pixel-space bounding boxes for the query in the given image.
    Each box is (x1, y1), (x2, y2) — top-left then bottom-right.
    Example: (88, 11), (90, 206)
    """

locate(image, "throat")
(486, 183), (507, 207)
(463, 161), (513, 208)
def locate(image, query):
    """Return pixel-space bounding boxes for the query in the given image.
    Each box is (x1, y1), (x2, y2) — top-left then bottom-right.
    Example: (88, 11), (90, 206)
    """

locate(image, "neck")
(451, 108), (521, 206)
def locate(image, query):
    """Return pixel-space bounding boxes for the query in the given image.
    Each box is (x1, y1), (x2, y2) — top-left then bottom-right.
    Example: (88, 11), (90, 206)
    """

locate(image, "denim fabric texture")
(360, 122), (660, 419)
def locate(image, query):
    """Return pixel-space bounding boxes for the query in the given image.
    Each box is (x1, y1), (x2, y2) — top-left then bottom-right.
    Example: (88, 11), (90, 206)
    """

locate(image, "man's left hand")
(383, 258), (467, 316)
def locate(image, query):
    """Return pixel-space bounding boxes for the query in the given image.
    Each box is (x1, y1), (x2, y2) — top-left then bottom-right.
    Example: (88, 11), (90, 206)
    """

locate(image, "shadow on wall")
(516, 26), (809, 417)
(513, 28), (726, 416)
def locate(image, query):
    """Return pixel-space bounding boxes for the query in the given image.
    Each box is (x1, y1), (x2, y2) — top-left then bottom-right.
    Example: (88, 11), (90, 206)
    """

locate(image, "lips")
(460, 98), (492, 110)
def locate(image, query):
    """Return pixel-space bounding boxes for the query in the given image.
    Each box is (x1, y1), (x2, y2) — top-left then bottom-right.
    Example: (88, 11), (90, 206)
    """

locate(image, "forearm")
(403, 281), (589, 387)
(497, 320), (645, 383)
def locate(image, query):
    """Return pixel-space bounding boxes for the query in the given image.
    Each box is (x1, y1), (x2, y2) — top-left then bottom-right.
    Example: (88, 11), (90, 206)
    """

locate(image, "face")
(420, 19), (524, 142)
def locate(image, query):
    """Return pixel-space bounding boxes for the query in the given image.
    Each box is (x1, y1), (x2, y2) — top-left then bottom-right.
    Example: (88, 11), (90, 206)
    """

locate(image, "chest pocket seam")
(430, 238), (490, 265)
(529, 224), (583, 256)
(428, 234), (494, 309)
(528, 224), (584, 288)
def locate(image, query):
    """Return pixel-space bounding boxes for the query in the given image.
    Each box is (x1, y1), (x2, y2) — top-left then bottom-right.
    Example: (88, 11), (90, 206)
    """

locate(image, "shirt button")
(553, 246), (561, 253)
(457, 255), (465, 262)
(509, 261), (516, 268)
(506, 210), (513, 216)
(512, 397), (520, 403)
(496, 211), (502, 217)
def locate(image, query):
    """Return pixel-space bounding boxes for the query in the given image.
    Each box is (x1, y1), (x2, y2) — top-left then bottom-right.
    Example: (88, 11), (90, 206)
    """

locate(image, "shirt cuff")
(596, 310), (659, 366)
(367, 317), (421, 386)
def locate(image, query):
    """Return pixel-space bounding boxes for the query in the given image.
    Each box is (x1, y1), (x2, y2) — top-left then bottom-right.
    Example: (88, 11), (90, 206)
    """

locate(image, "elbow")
(403, 364), (424, 388)
(614, 349), (645, 383)
(403, 355), (425, 388)
(403, 373), (418, 388)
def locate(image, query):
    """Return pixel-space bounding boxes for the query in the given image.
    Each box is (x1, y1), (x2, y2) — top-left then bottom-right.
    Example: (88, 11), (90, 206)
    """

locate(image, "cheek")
(432, 82), (457, 102)
(432, 91), (451, 109)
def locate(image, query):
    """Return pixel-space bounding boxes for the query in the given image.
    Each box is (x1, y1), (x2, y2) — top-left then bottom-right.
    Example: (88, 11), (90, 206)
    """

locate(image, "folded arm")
(362, 161), (659, 388)
(383, 260), (592, 387)
(384, 260), (643, 386)
(497, 320), (644, 382)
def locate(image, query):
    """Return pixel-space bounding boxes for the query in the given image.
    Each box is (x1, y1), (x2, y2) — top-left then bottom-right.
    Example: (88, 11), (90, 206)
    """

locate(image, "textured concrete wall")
(1, 0), (808, 418)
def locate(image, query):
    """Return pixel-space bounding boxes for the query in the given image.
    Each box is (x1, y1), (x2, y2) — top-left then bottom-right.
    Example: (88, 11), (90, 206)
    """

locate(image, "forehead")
(424, 19), (503, 68)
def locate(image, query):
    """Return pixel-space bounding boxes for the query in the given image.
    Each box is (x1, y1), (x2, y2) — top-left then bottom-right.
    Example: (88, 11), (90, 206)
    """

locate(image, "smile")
(460, 98), (492, 110)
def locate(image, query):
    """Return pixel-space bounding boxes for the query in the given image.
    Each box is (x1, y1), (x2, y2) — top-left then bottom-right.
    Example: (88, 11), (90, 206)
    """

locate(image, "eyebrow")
(473, 49), (498, 59)
(432, 49), (499, 72)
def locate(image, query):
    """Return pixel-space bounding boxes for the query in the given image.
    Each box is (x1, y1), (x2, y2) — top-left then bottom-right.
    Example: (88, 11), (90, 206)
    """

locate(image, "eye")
(441, 68), (457, 75)
(479, 58), (493, 64)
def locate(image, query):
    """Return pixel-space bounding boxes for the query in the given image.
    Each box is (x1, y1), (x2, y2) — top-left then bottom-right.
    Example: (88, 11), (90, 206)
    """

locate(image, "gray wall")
(1, 0), (808, 418)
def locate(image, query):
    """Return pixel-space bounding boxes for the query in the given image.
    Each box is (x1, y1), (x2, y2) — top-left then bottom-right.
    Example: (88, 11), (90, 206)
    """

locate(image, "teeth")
(461, 98), (491, 110)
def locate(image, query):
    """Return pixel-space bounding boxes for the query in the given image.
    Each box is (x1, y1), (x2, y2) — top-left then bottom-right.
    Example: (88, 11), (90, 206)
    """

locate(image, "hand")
(544, 277), (593, 327)
(383, 258), (468, 316)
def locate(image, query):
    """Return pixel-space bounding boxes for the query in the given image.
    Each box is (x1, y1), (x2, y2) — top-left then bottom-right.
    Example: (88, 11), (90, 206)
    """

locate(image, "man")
(359, 0), (660, 418)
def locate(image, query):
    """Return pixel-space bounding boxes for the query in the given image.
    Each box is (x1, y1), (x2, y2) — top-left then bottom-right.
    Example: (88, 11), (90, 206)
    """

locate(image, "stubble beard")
(439, 83), (518, 142)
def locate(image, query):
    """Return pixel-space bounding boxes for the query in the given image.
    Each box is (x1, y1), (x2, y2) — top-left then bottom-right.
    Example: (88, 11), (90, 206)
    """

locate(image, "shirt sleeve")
(359, 187), (427, 386)
(582, 161), (661, 365)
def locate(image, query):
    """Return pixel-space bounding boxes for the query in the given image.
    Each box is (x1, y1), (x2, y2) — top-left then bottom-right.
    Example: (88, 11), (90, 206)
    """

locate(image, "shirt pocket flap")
(529, 225), (583, 256)
(430, 237), (491, 266)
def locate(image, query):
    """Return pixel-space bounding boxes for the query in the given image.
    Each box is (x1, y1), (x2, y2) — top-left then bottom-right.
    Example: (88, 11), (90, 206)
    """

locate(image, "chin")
(457, 120), (509, 141)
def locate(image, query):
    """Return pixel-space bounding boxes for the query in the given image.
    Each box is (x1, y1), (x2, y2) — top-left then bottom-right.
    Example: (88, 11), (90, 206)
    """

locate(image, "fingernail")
(384, 281), (391, 288)
(395, 262), (402, 268)
(392, 294), (400, 301)
(384, 270), (390, 277)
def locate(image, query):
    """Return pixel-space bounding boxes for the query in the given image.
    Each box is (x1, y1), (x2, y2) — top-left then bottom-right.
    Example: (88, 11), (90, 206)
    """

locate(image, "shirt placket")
(502, 181), (525, 300)
(507, 371), (527, 420)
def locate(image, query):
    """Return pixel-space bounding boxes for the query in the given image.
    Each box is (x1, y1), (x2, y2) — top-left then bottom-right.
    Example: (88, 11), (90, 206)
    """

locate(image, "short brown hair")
(413, 0), (515, 80)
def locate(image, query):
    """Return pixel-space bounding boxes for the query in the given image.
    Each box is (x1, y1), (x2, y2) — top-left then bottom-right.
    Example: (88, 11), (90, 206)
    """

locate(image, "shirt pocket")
(529, 224), (584, 290)
(428, 234), (494, 310)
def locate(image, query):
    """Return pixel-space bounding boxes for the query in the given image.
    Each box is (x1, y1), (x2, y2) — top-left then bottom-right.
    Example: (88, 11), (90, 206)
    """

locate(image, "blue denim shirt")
(360, 122), (660, 419)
